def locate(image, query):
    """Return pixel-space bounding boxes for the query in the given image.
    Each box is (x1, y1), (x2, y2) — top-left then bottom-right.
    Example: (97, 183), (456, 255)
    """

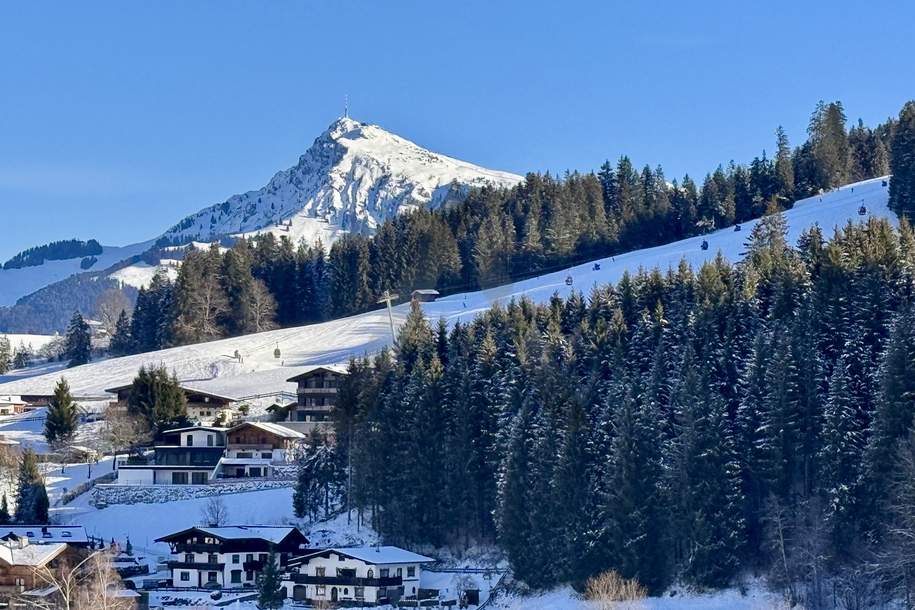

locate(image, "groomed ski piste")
(0, 176), (893, 405)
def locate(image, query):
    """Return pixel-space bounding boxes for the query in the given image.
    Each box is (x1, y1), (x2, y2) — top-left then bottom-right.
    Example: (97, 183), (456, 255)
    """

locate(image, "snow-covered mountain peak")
(160, 116), (522, 247)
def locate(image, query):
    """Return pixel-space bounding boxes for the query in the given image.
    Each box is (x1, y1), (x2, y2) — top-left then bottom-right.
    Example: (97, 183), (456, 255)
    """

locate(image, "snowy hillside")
(0, 240), (152, 307)
(0, 176), (892, 401)
(160, 116), (523, 247)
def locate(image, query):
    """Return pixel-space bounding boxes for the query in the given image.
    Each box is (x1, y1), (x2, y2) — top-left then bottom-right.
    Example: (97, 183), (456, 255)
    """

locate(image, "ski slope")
(0, 177), (892, 402)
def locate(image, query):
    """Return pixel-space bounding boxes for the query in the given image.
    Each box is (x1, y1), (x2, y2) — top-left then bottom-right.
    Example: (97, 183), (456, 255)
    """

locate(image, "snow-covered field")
(0, 176), (892, 405)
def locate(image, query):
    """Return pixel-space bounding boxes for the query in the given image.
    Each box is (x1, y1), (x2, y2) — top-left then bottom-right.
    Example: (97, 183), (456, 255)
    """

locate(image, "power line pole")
(376, 290), (399, 344)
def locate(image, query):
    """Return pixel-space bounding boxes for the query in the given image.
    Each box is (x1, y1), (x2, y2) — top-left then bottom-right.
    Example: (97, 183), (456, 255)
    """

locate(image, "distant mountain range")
(0, 117), (521, 331)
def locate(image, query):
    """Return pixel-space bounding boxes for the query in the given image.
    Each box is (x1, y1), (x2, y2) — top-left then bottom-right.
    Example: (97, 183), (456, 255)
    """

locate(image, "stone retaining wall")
(92, 479), (293, 507)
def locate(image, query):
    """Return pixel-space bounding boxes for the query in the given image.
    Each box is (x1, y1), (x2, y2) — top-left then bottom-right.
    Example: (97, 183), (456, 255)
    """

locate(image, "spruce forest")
(332, 212), (915, 605)
(113, 100), (915, 355)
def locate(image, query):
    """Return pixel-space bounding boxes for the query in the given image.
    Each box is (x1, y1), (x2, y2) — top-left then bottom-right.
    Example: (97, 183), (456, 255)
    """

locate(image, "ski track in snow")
(0, 177), (892, 408)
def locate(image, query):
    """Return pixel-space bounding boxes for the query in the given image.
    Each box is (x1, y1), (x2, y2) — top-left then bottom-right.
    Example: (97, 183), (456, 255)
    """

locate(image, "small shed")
(411, 289), (440, 303)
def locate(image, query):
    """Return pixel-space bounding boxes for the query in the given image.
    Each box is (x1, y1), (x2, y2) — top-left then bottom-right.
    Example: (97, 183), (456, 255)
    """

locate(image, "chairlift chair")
(592, 263), (601, 271)
(701, 240), (709, 251)
(273, 344), (281, 359)
(858, 205), (867, 216)
(565, 275), (573, 286)
(734, 224), (741, 232)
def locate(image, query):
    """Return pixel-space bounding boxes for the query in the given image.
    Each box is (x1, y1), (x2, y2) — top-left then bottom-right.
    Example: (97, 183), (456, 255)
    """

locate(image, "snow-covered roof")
(156, 525), (303, 545)
(217, 457), (273, 466)
(0, 526), (88, 544)
(295, 545), (434, 566)
(229, 421), (305, 439)
(286, 364), (348, 383)
(0, 395), (24, 405)
(412, 289), (440, 295)
(0, 541), (68, 567)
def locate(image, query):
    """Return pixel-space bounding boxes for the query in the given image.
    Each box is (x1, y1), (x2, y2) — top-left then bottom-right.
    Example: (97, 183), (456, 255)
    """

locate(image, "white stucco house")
(282, 546), (434, 605)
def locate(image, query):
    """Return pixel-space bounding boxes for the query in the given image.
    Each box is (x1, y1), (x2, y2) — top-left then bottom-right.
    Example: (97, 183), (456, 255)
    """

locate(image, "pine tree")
(774, 126), (795, 202)
(0, 338), (10, 374)
(15, 449), (49, 524)
(109, 309), (133, 355)
(889, 101), (915, 218)
(126, 365), (188, 431)
(0, 495), (10, 525)
(64, 311), (91, 367)
(255, 548), (284, 609)
(44, 377), (79, 445)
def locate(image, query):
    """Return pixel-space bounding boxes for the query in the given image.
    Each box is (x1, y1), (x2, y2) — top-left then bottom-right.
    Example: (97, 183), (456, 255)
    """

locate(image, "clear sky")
(1, 0), (913, 261)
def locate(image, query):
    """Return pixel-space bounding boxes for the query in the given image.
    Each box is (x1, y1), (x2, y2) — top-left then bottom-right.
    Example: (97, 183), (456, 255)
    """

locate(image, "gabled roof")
(411, 288), (440, 295)
(104, 382), (238, 402)
(155, 525), (307, 546)
(286, 365), (348, 383)
(0, 542), (68, 567)
(290, 545), (434, 567)
(229, 421), (305, 439)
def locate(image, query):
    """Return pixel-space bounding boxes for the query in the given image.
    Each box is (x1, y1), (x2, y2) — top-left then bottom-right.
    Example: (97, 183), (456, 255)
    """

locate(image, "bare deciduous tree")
(584, 569), (647, 610)
(94, 289), (133, 335)
(201, 495), (230, 527)
(16, 550), (135, 610)
(103, 407), (152, 469)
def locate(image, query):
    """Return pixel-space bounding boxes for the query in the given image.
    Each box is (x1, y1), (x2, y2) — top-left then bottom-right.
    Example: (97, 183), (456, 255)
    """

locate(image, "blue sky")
(1, 0), (913, 261)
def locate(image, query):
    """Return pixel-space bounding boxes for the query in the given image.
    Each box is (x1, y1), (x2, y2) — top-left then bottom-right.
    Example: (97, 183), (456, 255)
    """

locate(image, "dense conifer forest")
(2, 238), (102, 270)
(112, 99), (915, 355)
(329, 213), (915, 605)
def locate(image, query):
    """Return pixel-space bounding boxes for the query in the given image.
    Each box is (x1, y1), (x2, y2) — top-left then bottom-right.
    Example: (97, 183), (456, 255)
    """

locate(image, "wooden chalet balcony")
(243, 559), (265, 571)
(296, 387), (338, 395)
(289, 573), (402, 587)
(173, 543), (222, 553)
(167, 560), (224, 571)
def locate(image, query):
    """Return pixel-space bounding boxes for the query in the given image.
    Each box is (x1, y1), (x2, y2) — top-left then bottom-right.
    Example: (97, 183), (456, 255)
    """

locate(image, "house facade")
(105, 383), (238, 425)
(283, 366), (347, 436)
(282, 546), (433, 605)
(156, 526), (309, 589)
(0, 396), (25, 416)
(213, 422), (304, 480)
(116, 426), (227, 485)
(0, 533), (80, 598)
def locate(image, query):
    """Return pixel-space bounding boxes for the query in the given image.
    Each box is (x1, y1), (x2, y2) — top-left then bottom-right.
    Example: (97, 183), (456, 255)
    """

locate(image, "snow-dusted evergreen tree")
(44, 377), (79, 446)
(64, 311), (91, 367)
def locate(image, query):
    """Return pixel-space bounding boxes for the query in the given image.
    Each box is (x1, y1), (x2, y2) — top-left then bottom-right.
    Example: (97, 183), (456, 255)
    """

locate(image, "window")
(261, 452), (271, 459)
(407, 566), (415, 578)
(207, 435), (214, 447)
(172, 472), (189, 484)
(316, 585), (326, 596)
(186, 434), (193, 447)
(184, 553), (194, 563)
(231, 570), (242, 584)
(338, 554), (345, 562)
(192, 472), (208, 485)
(232, 554), (240, 564)
(344, 588), (349, 595)
(246, 554), (254, 563)
(355, 586), (364, 599)
(396, 567), (403, 577)
(246, 570), (254, 581)
(208, 571), (218, 583)
(316, 567), (326, 577)
(208, 554), (218, 564)
(296, 410), (306, 422)
(180, 572), (190, 582)
(366, 569), (373, 579)
(380, 568), (389, 578)
(259, 553), (268, 563)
